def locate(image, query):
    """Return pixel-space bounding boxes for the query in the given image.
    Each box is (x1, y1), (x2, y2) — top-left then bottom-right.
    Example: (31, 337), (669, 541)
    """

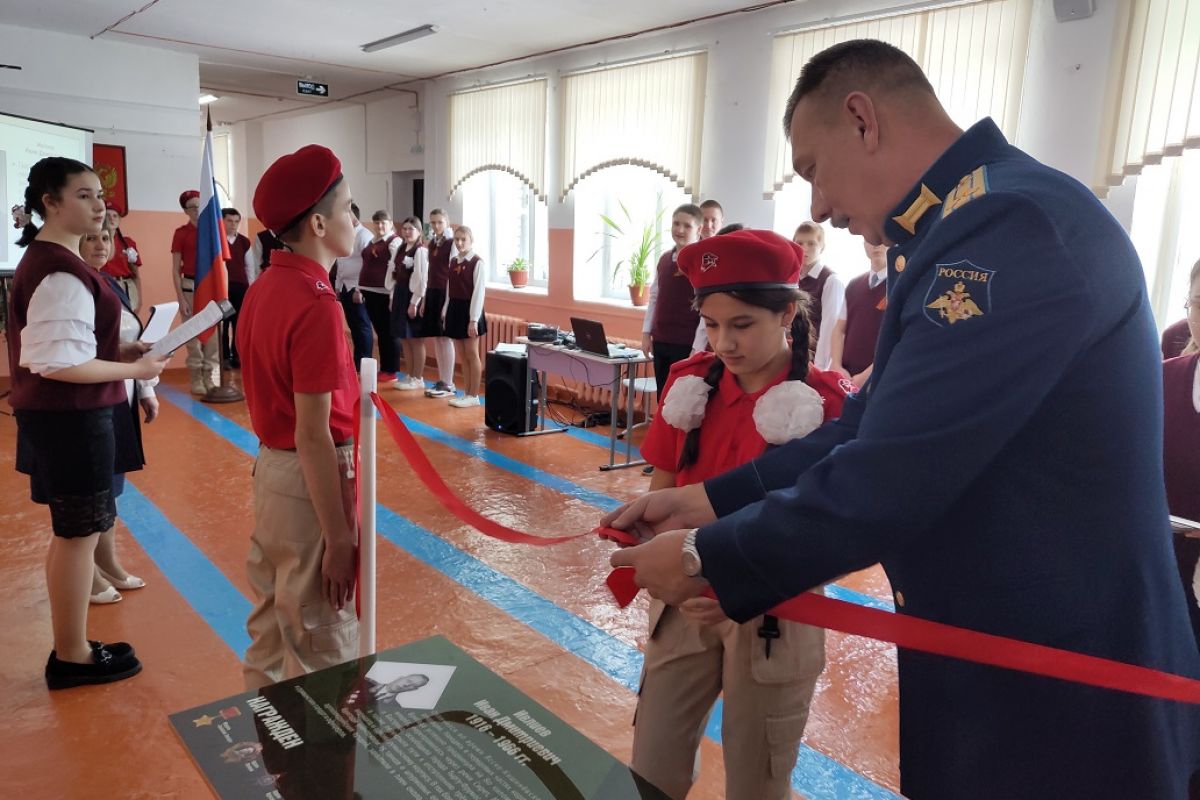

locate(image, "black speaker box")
(485, 351), (540, 435)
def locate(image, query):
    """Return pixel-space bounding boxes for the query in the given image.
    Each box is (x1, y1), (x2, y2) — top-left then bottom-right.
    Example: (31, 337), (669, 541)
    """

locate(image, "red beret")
(178, 190), (200, 209)
(677, 229), (804, 296)
(253, 144), (342, 235)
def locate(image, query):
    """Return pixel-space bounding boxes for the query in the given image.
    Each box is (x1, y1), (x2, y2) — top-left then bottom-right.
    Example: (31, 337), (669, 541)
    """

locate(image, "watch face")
(682, 549), (701, 577)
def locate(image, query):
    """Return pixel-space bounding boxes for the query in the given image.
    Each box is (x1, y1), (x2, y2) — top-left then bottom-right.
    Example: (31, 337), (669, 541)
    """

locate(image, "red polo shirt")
(101, 230), (142, 279)
(642, 352), (850, 485)
(236, 249), (357, 450)
(170, 222), (198, 278)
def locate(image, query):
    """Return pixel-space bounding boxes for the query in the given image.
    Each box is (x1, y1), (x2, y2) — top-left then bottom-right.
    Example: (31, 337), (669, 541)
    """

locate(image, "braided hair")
(676, 287), (813, 471)
(15, 157), (96, 248)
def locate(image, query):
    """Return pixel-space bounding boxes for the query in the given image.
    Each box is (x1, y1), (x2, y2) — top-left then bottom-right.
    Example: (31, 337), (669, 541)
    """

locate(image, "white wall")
(421, 0), (1132, 230)
(0, 23), (200, 212)
(235, 93), (423, 222)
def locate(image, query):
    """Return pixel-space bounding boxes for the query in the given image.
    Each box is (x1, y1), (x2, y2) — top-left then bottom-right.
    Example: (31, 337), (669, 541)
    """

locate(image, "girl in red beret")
(632, 228), (854, 800)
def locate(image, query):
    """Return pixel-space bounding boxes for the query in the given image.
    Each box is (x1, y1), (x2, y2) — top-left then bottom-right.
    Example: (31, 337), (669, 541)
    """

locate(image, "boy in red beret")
(171, 189), (220, 394)
(236, 144), (360, 689)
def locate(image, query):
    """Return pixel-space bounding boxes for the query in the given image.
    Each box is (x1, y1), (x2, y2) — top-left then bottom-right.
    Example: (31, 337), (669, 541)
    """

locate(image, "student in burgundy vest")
(442, 226), (488, 408)
(220, 208), (254, 368)
(422, 208), (458, 398)
(390, 216), (429, 391)
(1165, 261), (1200, 654)
(1163, 317), (1192, 360)
(251, 229), (283, 278)
(831, 239), (888, 385)
(8, 157), (168, 690)
(100, 203), (143, 312)
(792, 221), (846, 370)
(359, 210), (402, 381)
(642, 204), (703, 401)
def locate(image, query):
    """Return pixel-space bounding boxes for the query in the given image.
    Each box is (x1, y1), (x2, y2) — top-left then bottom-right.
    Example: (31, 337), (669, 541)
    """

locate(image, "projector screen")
(0, 112), (92, 274)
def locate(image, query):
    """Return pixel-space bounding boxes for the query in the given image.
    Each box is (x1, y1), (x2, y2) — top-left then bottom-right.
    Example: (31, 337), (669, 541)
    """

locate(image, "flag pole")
(202, 107), (244, 403)
(358, 358), (378, 657)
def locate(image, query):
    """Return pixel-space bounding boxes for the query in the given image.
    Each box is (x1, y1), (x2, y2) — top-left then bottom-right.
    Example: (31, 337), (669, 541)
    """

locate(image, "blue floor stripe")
(117, 482), (253, 657)
(156, 387), (900, 799)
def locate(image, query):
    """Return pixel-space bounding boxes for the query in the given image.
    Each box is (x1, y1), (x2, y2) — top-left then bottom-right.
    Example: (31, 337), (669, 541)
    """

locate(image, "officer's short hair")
(783, 39), (935, 133)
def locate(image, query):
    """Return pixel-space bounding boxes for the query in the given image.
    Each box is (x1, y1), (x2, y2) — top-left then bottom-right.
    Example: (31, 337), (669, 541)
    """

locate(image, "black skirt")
(390, 278), (424, 339)
(15, 403), (140, 538)
(443, 298), (487, 340)
(421, 287), (446, 338)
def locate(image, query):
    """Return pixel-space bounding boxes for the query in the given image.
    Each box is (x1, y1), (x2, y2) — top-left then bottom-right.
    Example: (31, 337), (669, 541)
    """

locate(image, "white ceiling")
(1, 0), (771, 123)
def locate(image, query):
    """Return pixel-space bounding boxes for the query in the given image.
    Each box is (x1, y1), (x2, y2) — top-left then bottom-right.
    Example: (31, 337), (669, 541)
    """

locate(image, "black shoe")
(642, 465), (654, 476)
(228, 357), (240, 369)
(46, 647), (142, 690)
(88, 640), (135, 662)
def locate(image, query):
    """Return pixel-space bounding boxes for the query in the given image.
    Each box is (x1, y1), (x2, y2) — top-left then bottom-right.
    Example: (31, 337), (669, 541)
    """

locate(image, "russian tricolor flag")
(193, 112), (230, 343)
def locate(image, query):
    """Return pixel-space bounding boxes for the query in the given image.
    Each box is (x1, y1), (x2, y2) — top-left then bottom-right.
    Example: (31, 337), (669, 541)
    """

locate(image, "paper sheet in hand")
(139, 302), (178, 344)
(148, 300), (231, 356)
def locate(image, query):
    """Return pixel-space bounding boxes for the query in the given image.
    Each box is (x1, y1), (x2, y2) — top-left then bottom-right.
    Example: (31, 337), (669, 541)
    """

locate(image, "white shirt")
(1192, 356), (1200, 413)
(441, 249), (487, 323)
(401, 244), (429, 307)
(804, 262), (847, 370)
(868, 268), (887, 290)
(359, 235), (403, 295)
(227, 233), (256, 284)
(20, 272), (97, 374)
(334, 223), (375, 292)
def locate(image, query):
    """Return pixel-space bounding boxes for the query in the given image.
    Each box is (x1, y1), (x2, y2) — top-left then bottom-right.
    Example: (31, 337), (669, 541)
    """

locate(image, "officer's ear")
(843, 91), (880, 155)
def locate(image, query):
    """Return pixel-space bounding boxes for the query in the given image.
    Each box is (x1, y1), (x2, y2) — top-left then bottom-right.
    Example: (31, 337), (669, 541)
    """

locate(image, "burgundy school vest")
(798, 264), (832, 342)
(448, 256), (480, 300)
(427, 237), (453, 291)
(650, 250), (700, 346)
(1163, 353), (1200, 522)
(359, 235), (397, 289)
(225, 234), (252, 285)
(841, 271), (888, 375)
(395, 242), (419, 282)
(7, 241), (126, 411)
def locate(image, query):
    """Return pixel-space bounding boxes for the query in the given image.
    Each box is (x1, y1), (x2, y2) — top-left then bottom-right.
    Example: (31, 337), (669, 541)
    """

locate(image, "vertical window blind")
(448, 78), (548, 201)
(1095, 0), (1200, 196)
(764, 0), (1032, 197)
(558, 51), (708, 200)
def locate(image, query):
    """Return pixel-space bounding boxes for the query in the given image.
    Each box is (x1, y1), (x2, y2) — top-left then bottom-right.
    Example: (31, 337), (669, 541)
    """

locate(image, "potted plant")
(507, 257), (529, 288)
(594, 199), (664, 307)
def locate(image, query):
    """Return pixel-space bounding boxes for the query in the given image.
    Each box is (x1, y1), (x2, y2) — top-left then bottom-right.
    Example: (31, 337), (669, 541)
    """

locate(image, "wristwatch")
(681, 528), (703, 578)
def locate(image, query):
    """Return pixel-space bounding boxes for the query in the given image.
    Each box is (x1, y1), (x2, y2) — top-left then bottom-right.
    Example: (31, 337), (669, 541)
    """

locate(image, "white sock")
(436, 338), (455, 386)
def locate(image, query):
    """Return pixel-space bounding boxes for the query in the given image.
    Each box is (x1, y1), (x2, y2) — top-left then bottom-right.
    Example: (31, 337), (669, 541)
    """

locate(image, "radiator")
(484, 313), (527, 354)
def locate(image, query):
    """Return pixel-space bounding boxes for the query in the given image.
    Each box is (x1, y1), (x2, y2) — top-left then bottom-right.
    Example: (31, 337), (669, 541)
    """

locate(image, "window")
(212, 130), (234, 207)
(1130, 150), (1200, 328)
(572, 164), (690, 303)
(459, 169), (549, 287)
(764, 0), (1032, 197)
(772, 181), (871, 283)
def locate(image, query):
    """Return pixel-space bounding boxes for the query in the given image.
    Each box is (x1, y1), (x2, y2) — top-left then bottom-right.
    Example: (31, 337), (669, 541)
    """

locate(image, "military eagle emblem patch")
(923, 261), (994, 326)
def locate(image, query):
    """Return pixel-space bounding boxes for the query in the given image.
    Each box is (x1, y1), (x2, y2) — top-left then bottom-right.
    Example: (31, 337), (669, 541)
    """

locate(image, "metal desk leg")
(514, 365), (565, 438)
(600, 360), (648, 471)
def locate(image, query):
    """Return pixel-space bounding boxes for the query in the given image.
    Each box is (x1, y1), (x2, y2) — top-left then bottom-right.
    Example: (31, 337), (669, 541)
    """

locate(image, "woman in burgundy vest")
(1165, 260), (1200, 654)
(389, 216), (428, 390)
(8, 158), (168, 690)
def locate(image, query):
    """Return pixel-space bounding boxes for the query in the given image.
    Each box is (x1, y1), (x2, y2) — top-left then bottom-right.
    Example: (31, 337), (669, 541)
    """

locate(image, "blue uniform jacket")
(698, 120), (1200, 798)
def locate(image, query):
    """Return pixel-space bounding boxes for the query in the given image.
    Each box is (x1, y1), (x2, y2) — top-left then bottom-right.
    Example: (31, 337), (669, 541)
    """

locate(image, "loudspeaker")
(1053, 0), (1094, 22)
(485, 350), (540, 435)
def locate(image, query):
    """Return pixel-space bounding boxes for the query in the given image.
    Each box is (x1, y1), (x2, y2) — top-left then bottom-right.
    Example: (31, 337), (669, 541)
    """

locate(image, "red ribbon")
(369, 393), (1200, 705)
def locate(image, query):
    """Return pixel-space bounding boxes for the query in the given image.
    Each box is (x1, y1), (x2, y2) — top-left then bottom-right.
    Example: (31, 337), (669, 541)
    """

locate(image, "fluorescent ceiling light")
(199, 93), (219, 105)
(361, 24), (439, 53)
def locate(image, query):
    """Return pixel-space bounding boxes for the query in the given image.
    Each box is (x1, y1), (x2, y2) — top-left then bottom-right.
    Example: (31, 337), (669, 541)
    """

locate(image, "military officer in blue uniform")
(608, 40), (1200, 799)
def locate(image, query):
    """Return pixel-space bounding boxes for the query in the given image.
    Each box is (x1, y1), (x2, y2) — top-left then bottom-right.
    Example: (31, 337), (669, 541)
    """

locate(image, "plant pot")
(508, 270), (528, 289)
(629, 284), (649, 306)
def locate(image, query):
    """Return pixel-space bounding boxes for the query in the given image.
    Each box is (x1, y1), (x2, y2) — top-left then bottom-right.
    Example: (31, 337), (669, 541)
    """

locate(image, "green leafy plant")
(507, 257), (528, 273)
(591, 197), (665, 289)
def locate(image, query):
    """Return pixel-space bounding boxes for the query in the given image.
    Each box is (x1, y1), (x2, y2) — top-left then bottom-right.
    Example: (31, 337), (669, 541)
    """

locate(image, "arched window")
(459, 169), (549, 287)
(572, 164), (690, 304)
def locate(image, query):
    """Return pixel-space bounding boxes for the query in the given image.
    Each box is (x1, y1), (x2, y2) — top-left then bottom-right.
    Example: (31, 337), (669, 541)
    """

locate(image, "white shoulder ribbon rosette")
(752, 380), (825, 445)
(659, 375), (711, 432)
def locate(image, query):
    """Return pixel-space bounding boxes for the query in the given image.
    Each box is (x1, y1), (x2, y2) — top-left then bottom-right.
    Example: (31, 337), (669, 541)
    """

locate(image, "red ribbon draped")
(369, 392), (1200, 705)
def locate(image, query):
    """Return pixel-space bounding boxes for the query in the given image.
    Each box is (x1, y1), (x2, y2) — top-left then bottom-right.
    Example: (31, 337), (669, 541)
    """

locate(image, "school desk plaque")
(170, 636), (667, 800)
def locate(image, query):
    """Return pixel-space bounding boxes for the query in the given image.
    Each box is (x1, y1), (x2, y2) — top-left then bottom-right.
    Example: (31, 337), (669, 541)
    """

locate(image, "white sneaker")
(449, 395), (481, 408)
(395, 376), (424, 391)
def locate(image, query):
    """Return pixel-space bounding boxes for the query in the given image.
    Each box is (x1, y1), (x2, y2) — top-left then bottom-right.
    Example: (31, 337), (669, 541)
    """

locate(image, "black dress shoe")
(88, 640), (135, 661)
(46, 647), (142, 690)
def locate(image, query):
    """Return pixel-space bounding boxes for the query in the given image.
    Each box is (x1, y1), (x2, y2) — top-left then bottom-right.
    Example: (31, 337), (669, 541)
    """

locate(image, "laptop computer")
(570, 317), (637, 358)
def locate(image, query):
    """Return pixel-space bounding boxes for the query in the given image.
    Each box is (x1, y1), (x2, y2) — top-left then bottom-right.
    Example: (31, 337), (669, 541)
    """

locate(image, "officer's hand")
(610, 529), (707, 605)
(601, 482), (716, 536)
(678, 597), (728, 626)
(321, 538), (357, 610)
